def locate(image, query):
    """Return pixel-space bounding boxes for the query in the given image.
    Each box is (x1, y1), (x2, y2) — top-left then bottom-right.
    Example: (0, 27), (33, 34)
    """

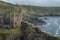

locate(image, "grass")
(0, 28), (21, 34)
(0, 1), (20, 15)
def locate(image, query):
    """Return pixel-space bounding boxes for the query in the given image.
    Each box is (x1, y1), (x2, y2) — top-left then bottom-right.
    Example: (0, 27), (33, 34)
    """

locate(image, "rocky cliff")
(1, 21), (60, 40)
(21, 22), (60, 40)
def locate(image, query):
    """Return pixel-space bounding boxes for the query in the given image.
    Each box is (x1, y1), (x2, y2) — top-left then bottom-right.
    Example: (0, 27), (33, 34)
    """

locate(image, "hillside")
(22, 5), (60, 15)
(1, 1), (60, 15)
(21, 5), (60, 24)
(1, 1), (60, 25)
(0, 1), (20, 14)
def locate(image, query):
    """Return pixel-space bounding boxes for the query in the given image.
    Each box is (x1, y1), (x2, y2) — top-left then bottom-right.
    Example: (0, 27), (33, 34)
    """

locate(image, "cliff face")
(21, 22), (34, 40)
(1, 22), (60, 40)
(21, 22), (60, 40)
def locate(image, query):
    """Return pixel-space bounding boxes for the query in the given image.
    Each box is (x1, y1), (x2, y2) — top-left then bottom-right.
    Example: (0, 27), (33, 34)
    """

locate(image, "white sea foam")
(55, 19), (59, 35)
(55, 25), (60, 35)
(56, 29), (59, 35)
(42, 23), (50, 26)
(55, 19), (58, 25)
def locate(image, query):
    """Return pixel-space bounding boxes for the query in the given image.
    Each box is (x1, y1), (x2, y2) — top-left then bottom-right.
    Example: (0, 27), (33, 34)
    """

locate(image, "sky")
(1, 0), (60, 6)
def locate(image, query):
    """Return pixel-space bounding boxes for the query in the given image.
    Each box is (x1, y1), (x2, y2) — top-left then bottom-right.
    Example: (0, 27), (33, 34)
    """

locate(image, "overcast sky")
(1, 0), (60, 6)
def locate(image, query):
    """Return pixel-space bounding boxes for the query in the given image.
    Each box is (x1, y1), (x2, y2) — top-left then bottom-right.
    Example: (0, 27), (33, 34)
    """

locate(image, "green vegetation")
(22, 5), (60, 14)
(1, 1), (60, 17)
(1, 1), (60, 16)
(0, 1), (20, 15)
(0, 28), (21, 34)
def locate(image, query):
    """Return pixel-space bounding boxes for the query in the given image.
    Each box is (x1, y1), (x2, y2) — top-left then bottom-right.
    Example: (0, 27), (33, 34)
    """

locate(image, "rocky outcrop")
(21, 22), (34, 40)
(1, 22), (60, 40)
(21, 22), (60, 40)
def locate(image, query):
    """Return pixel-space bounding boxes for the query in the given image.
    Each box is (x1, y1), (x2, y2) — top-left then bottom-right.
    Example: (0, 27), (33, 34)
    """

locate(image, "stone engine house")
(10, 8), (22, 28)
(0, 8), (22, 29)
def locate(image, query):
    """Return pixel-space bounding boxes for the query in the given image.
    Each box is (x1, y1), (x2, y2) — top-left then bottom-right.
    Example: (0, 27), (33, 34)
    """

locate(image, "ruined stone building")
(0, 8), (22, 29)
(10, 8), (22, 28)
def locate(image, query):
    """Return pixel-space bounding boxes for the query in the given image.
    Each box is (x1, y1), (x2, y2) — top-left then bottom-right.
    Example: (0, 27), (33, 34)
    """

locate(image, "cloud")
(1, 0), (60, 6)
(1, 0), (5, 1)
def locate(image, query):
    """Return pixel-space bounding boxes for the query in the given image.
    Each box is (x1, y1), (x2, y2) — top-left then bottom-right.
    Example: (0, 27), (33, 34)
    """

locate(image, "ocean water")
(39, 16), (60, 36)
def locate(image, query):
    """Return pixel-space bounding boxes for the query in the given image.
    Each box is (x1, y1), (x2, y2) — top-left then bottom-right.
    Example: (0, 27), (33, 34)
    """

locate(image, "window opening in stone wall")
(15, 23), (17, 25)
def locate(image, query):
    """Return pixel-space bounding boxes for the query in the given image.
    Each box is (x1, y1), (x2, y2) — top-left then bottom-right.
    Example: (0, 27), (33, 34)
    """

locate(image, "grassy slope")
(22, 5), (60, 16)
(0, 28), (20, 34)
(1, 1), (60, 15)
(0, 1), (20, 14)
